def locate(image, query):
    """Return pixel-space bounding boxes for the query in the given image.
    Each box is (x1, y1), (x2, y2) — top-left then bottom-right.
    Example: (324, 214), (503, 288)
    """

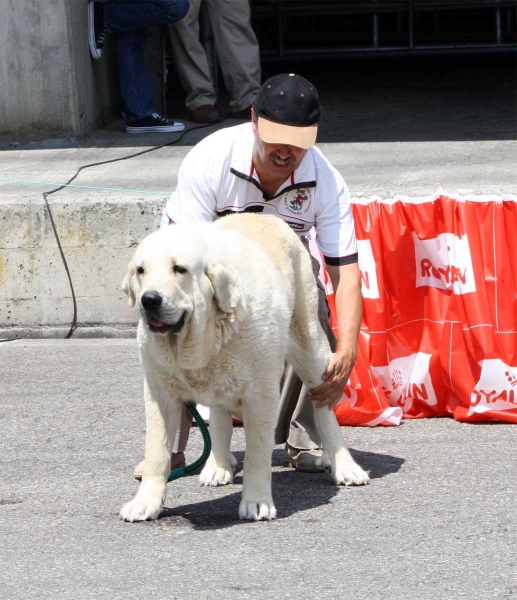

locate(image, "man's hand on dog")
(308, 348), (356, 409)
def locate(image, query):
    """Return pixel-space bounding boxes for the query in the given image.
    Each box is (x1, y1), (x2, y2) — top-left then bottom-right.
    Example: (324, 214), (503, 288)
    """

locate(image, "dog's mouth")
(147, 312), (186, 334)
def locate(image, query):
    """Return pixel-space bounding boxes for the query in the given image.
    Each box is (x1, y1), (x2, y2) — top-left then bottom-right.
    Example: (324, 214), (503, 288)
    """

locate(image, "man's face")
(252, 113), (308, 180)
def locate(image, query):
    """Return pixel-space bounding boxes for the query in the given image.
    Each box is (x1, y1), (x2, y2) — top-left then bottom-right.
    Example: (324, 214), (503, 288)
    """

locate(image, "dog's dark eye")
(173, 265), (187, 275)
(136, 266), (145, 275)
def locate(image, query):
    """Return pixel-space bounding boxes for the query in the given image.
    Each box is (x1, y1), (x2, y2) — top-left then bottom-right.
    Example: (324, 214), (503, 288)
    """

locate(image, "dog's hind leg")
(313, 396), (370, 486)
(286, 242), (369, 486)
(287, 332), (369, 487)
(199, 407), (237, 486)
(120, 378), (182, 522)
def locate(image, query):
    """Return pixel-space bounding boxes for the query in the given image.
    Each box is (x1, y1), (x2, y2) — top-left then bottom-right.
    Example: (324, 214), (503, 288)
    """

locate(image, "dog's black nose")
(141, 291), (163, 310)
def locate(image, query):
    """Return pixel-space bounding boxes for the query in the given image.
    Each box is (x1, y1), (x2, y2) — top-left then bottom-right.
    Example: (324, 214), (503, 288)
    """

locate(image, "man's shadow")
(156, 447), (404, 530)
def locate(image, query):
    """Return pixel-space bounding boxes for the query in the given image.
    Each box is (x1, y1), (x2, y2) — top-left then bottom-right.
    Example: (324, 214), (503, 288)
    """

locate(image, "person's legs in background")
(88, 0), (190, 133)
(113, 27), (155, 124)
(169, 0), (260, 122)
(168, 0), (222, 123)
(104, 0), (190, 33)
(206, 0), (261, 118)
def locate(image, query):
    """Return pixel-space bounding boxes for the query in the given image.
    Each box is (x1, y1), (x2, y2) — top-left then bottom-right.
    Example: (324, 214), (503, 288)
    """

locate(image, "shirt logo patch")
(284, 188), (312, 215)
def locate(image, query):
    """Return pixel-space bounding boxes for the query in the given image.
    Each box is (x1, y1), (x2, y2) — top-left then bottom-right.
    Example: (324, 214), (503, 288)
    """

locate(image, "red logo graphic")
(391, 369), (403, 390)
(469, 361), (517, 415)
(471, 389), (517, 406)
(420, 259), (467, 285)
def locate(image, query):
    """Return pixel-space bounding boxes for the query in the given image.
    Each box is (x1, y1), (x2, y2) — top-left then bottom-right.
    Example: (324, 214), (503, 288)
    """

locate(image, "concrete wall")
(0, 195), (164, 338)
(0, 0), (115, 138)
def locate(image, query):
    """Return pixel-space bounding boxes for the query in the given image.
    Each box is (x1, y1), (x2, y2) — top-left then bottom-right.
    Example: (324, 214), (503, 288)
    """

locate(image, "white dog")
(120, 213), (369, 522)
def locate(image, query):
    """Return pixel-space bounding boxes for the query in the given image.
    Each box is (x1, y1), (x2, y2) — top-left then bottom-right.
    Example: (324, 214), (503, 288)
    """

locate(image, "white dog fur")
(119, 213), (369, 522)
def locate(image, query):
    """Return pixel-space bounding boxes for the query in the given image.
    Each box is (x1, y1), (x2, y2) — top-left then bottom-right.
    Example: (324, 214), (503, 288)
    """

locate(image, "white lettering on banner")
(357, 239), (379, 299)
(469, 360), (517, 416)
(412, 232), (476, 294)
(371, 352), (438, 412)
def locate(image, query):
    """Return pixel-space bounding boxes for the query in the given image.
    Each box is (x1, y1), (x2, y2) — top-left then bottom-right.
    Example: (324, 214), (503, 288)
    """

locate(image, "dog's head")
(122, 226), (241, 366)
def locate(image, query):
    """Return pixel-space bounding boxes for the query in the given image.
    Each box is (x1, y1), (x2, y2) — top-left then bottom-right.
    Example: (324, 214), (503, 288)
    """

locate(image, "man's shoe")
(229, 105), (253, 120)
(134, 452), (186, 481)
(190, 105), (222, 124)
(88, 1), (106, 60)
(126, 113), (185, 134)
(283, 443), (329, 473)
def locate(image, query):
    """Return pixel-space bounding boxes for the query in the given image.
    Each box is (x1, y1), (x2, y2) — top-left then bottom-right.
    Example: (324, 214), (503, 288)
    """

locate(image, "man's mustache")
(268, 153), (295, 164)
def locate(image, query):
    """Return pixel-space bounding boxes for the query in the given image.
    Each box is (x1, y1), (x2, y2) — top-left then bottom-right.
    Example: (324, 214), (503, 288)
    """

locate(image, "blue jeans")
(104, 1), (189, 122)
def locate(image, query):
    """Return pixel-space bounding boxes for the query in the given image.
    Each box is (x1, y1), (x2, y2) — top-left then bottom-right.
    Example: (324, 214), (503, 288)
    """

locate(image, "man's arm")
(308, 261), (362, 409)
(162, 145), (218, 225)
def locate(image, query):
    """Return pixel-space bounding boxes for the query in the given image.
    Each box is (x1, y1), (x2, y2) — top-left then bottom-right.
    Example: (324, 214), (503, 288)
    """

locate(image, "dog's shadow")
(156, 448), (404, 530)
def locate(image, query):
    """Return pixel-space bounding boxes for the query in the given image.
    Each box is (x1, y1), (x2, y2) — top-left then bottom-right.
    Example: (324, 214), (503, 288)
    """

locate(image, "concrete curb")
(0, 194), (162, 337)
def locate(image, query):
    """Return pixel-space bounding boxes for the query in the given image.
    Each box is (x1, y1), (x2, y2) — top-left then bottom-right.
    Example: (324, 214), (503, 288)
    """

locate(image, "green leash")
(168, 402), (211, 482)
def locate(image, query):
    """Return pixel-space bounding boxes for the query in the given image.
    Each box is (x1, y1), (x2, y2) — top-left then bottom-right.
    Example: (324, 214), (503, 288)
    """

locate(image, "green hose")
(168, 402), (211, 482)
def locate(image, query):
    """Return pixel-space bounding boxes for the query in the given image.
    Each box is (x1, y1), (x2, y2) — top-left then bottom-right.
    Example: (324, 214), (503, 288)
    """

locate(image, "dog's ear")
(205, 262), (240, 313)
(122, 261), (136, 308)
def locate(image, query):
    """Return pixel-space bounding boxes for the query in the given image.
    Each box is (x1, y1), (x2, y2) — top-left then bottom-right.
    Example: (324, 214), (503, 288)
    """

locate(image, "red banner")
(317, 193), (517, 426)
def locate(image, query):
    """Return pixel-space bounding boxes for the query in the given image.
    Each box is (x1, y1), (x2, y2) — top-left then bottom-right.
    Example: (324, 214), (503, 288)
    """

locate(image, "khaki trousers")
(172, 238), (336, 453)
(168, 0), (261, 112)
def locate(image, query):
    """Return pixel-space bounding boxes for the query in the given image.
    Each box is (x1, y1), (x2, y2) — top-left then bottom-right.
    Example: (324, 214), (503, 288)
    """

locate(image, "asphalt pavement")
(1, 338), (517, 600)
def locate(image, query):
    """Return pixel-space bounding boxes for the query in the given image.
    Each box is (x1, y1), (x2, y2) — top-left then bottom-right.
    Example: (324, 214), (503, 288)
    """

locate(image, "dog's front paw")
(199, 453), (237, 487)
(239, 497), (277, 521)
(119, 496), (163, 522)
(332, 453), (370, 486)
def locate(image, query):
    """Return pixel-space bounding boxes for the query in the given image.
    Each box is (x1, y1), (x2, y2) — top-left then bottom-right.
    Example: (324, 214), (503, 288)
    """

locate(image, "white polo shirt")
(162, 123), (358, 265)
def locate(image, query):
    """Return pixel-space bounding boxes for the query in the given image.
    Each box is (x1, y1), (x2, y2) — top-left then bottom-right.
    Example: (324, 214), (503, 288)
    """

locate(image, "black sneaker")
(126, 113), (186, 134)
(88, 1), (106, 60)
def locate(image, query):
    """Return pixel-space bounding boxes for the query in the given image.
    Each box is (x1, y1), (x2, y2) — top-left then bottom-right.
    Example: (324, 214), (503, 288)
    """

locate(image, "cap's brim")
(257, 117), (318, 150)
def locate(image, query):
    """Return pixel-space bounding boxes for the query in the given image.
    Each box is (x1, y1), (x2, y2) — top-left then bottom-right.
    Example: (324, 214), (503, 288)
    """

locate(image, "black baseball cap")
(253, 73), (320, 150)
